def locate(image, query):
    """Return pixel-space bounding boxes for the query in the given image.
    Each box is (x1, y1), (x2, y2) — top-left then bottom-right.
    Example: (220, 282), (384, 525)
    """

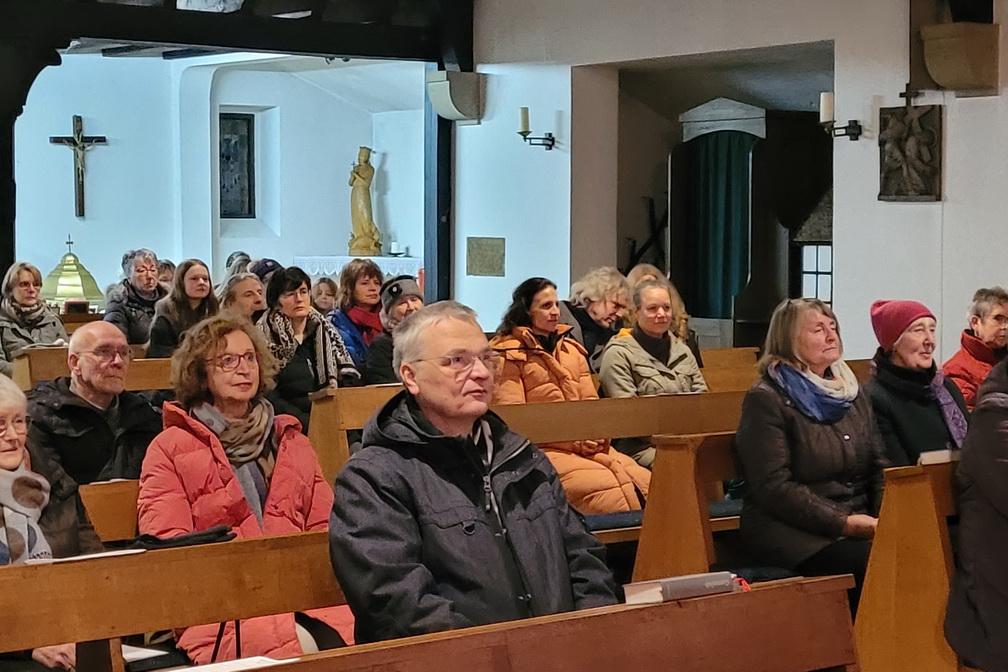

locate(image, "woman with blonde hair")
(138, 314), (354, 662)
(624, 262), (703, 365)
(735, 298), (886, 611)
(558, 266), (629, 373)
(0, 262), (66, 376)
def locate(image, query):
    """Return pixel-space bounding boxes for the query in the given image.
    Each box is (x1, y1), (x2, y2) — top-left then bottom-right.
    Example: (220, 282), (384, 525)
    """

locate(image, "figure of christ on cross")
(49, 115), (107, 218)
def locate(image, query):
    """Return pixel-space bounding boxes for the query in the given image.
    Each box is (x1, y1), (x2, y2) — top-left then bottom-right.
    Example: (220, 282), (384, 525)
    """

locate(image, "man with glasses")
(104, 248), (169, 345)
(944, 286), (1008, 411)
(26, 321), (162, 511)
(329, 301), (618, 644)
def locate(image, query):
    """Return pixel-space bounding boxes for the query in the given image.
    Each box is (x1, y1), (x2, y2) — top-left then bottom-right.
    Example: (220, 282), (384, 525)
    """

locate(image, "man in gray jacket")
(329, 301), (618, 644)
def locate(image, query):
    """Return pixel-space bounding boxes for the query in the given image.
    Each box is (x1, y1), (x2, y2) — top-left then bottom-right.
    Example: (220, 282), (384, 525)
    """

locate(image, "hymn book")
(623, 571), (738, 605)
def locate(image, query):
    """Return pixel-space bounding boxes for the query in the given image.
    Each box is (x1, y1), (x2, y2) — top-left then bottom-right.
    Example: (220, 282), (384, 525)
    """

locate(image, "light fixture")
(517, 107), (555, 150)
(819, 92), (862, 141)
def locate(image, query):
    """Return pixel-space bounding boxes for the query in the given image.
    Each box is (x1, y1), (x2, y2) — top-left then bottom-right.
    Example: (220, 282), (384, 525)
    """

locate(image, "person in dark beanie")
(864, 299), (968, 466)
(364, 275), (423, 385)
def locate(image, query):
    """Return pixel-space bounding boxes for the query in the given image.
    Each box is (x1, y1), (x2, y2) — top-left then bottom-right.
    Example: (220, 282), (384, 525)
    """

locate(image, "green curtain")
(683, 131), (757, 319)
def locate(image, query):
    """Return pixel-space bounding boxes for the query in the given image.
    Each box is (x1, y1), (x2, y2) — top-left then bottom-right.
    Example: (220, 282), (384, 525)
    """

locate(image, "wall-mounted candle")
(819, 92), (834, 124)
(518, 106), (530, 135)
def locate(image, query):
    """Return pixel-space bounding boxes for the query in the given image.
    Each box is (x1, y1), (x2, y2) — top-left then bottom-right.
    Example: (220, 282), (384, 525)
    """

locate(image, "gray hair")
(392, 300), (481, 380)
(217, 272), (261, 308)
(2, 262), (42, 300)
(0, 373), (27, 411)
(121, 249), (158, 277)
(969, 286), (1008, 321)
(569, 266), (629, 307)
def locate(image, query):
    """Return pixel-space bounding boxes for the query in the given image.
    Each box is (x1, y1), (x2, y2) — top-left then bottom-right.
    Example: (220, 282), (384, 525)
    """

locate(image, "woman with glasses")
(257, 267), (359, 429)
(0, 373), (101, 671)
(147, 259), (218, 359)
(491, 277), (650, 515)
(0, 261), (67, 378)
(137, 314), (354, 662)
(105, 248), (168, 345)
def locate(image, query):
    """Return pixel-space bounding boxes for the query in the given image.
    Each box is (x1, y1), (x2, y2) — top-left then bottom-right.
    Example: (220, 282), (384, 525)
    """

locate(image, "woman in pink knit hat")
(863, 300), (968, 467)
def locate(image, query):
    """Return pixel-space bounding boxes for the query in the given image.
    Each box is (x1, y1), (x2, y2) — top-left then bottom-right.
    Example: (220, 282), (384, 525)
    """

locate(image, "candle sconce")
(818, 91), (862, 141)
(517, 106), (556, 150)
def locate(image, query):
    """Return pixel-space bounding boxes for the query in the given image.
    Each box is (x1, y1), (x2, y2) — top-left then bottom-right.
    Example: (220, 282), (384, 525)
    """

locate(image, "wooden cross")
(49, 115), (107, 218)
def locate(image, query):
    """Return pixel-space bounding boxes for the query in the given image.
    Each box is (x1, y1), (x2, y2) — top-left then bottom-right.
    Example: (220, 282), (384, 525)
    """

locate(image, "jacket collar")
(491, 324), (579, 362)
(960, 329), (1004, 365)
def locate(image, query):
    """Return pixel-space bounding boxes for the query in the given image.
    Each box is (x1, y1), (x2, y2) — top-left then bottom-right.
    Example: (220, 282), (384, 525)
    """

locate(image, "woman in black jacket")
(864, 300), (968, 466)
(257, 266), (359, 428)
(147, 258), (218, 358)
(735, 298), (886, 612)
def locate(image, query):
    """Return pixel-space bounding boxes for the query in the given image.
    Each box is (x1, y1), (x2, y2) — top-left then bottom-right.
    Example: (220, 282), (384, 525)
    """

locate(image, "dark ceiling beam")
(0, 0), (439, 61)
(435, 0), (473, 71)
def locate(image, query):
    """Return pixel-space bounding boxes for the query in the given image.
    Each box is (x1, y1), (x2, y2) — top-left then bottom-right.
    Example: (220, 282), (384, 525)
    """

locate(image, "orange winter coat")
(490, 326), (650, 515)
(138, 402), (354, 663)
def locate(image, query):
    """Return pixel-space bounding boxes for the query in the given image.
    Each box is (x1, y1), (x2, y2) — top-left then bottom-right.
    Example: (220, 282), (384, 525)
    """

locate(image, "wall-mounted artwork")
(878, 104), (942, 202)
(220, 112), (255, 218)
(466, 237), (505, 277)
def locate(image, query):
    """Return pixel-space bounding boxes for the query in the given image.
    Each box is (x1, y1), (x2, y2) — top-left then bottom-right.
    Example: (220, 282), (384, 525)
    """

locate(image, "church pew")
(82, 391), (750, 545)
(60, 312), (103, 335)
(238, 577), (858, 672)
(700, 346), (759, 369)
(0, 528), (857, 672)
(11, 347), (165, 391)
(632, 431), (738, 581)
(854, 461), (959, 672)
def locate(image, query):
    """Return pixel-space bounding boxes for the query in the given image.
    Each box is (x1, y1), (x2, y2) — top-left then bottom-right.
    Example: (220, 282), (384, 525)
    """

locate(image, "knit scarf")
(346, 304), (384, 346)
(767, 360), (860, 423)
(1, 296), (51, 329)
(191, 399), (275, 470)
(258, 308), (358, 387)
(0, 461), (53, 565)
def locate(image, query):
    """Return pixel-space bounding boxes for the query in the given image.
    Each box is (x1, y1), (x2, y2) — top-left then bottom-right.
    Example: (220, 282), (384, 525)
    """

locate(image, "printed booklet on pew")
(623, 571), (739, 604)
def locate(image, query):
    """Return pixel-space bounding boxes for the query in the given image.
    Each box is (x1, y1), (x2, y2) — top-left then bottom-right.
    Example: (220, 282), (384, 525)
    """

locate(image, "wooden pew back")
(855, 461), (959, 671)
(12, 347), (169, 392)
(701, 346), (758, 368)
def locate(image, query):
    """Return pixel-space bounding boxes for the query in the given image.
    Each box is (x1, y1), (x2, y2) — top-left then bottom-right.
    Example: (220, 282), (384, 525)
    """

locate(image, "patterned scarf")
(932, 371), (969, 449)
(257, 307), (358, 387)
(768, 360), (860, 423)
(1, 296), (51, 328)
(346, 304), (384, 346)
(0, 461), (53, 565)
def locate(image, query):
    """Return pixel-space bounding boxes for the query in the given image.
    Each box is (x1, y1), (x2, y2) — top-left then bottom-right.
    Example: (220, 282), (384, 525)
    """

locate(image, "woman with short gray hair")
(558, 266), (629, 373)
(0, 262), (67, 377)
(104, 248), (168, 345)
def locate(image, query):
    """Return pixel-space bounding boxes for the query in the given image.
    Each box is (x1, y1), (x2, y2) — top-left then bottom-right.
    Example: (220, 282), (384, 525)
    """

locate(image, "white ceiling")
(619, 41), (834, 119)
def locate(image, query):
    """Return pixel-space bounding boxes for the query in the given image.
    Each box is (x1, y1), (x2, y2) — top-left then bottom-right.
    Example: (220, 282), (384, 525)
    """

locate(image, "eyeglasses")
(0, 416), (29, 436)
(15, 281), (41, 290)
(82, 346), (133, 363)
(412, 350), (501, 373)
(207, 351), (257, 372)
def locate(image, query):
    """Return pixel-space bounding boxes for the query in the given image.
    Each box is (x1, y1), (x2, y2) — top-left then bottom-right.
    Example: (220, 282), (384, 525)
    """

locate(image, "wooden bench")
(0, 529), (857, 672)
(12, 347), (169, 392)
(61, 313), (104, 335)
(701, 346), (759, 369)
(85, 392), (752, 546)
(855, 461), (959, 671)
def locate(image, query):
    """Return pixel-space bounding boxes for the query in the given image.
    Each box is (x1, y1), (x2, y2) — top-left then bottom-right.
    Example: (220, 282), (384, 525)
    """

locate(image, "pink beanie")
(870, 300), (935, 351)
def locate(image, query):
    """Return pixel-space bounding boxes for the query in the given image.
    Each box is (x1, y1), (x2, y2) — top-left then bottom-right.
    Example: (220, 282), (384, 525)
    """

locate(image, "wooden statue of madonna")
(348, 146), (383, 256)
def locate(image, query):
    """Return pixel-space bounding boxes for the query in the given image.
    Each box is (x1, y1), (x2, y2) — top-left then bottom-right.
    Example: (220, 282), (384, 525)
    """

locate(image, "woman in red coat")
(137, 315), (353, 663)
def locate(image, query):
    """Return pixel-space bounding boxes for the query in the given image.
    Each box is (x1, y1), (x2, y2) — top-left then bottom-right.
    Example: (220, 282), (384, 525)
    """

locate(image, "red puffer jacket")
(137, 402), (353, 663)
(943, 329), (1004, 411)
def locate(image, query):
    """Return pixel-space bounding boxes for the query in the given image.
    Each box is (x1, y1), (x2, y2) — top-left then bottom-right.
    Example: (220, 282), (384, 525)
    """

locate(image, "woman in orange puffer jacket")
(490, 277), (650, 515)
(138, 315), (353, 664)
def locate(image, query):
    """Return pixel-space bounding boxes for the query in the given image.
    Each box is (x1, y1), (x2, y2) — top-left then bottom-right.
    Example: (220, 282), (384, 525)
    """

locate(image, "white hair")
(392, 301), (481, 380)
(0, 374), (27, 411)
(569, 266), (629, 307)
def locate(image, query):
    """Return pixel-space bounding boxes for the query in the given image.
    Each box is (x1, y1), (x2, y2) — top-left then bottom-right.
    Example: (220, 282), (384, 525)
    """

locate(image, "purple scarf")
(932, 371), (968, 449)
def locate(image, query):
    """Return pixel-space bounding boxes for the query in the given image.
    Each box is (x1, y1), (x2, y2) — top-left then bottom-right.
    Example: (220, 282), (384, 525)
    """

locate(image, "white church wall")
(205, 69), (374, 275)
(372, 110), (425, 261)
(452, 63), (571, 329)
(470, 0), (970, 359)
(15, 54), (176, 292)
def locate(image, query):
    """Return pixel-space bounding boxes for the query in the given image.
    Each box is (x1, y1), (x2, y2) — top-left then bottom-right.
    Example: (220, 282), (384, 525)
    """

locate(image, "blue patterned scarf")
(767, 360), (859, 423)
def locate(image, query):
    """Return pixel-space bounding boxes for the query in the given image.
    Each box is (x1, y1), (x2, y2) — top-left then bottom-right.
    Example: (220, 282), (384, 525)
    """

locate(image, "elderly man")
(104, 248), (168, 344)
(329, 301), (618, 644)
(943, 286), (1008, 410)
(27, 321), (162, 495)
(363, 274), (424, 385)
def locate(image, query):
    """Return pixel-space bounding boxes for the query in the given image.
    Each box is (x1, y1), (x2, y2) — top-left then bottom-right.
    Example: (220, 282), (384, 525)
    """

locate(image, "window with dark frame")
(801, 244), (833, 304)
(219, 112), (255, 219)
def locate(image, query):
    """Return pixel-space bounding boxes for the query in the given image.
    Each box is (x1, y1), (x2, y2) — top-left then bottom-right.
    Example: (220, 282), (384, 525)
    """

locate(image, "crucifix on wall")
(49, 115), (107, 218)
